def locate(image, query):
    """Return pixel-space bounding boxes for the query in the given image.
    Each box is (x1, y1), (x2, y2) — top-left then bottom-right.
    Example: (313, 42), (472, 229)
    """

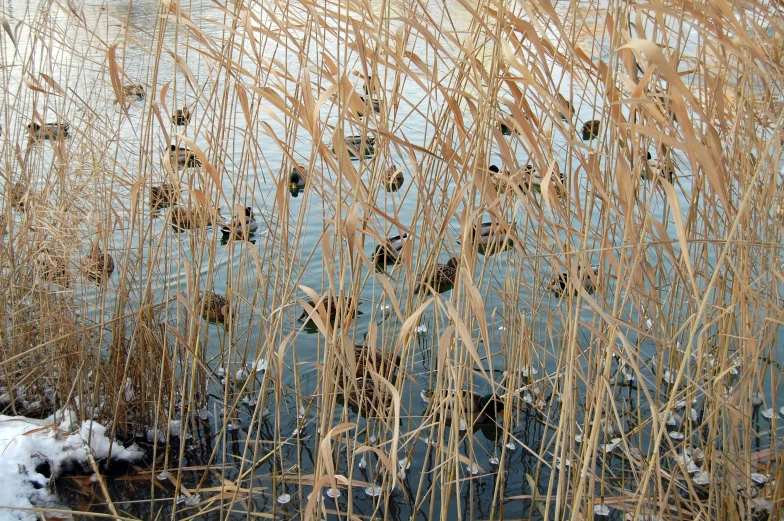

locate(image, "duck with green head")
(289, 167), (307, 196)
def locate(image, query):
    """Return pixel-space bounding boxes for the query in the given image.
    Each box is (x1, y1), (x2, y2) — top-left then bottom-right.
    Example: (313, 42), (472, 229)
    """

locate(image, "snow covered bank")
(0, 410), (144, 520)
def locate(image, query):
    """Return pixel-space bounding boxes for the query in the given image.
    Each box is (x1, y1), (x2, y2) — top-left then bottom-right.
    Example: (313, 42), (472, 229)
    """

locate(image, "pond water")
(2, 0), (782, 519)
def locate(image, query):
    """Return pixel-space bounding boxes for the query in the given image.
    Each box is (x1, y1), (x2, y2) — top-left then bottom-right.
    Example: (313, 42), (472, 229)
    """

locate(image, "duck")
(549, 263), (599, 297)
(288, 167), (307, 196)
(150, 183), (179, 208)
(9, 182), (29, 211)
(470, 221), (515, 253)
(219, 207), (258, 237)
(373, 232), (408, 265)
(384, 168), (404, 192)
(298, 295), (361, 323)
(81, 245), (115, 284)
(581, 120), (601, 140)
(172, 106), (191, 126)
(358, 96), (380, 117)
(556, 93), (573, 120)
(170, 206), (216, 230)
(429, 390), (506, 426)
(415, 257), (459, 293)
(197, 291), (232, 323)
(347, 336), (402, 380)
(499, 120), (518, 135)
(339, 135), (375, 157)
(168, 145), (202, 167)
(27, 122), (69, 141)
(643, 151), (675, 182)
(123, 83), (145, 99)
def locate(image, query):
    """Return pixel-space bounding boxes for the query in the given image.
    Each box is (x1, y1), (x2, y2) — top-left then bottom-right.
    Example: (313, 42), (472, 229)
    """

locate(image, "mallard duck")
(351, 339), (402, 378)
(172, 106), (191, 125)
(339, 135), (375, 157)
(288, 167), (307, 196)
(499, 120), (518, 135)
(219, 207), (258, 237)
(150, 183), (179, 208)
(415, 257), (459, 293)
(298, 295), (361, 323)
(384, 168), (404, 192)
(27, 122), (69, 141)
(470, 221), (515, 253)
(9, 182), (29, 211)
(581, 120), (601, 140)
(170, 206), (215, 230)
(81, 245), (115, 284)
(168, 145), (201, 167)
(556, 93), (573, 120)
(358, 96), (380, 117)
(642, 151), (675, 182)
(549, 263), (599, 297)
(123, 83), (145, 99)
(430, 390), (505, 426)
(373, 233), (408, 265)
(198, 291), (232, 323)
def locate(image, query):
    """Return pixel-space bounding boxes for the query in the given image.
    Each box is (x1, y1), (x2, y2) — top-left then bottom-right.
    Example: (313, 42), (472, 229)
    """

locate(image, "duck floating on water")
(198, 291), (232, 323)
(428, 390), (506, 426)
(220, 207), (258, 238)
(170, 206), (216, 230)
(36, 246), (68, 284)
(336, 135), (375, 158)
(9, 182), (29, 211)
(358, 96), (380, 117)
(470, 221), (515, 254)
(27, 122), (69, 141)
(581, 120), (601, 140)
(373, 232), (408, 266)
(643, 151), (675, 182)
(415, 257), (459, 294)
(288, 167), (307, 196)
(168, 145), (201, 168)
(549, 263), (599, 297)
(172, 106), (191, 126)
(150, 183), (179, 208)
(556, 93), (573, 120)
(123, 83), (145, 99)
(298, 295), (361, 324)
(384, 168), (404, 192)
(81, 245), (115, 284)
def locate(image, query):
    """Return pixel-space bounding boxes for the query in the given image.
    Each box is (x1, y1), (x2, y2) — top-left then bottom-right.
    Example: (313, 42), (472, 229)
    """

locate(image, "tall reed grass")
(1, 0), (784, 518)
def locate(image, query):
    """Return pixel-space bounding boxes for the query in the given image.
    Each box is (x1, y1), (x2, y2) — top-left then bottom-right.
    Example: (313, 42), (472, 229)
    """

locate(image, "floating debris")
(751, 392), (763, 406)
(298, 405), (306, 419)
(556, 458), (571, 471)
(398, 458), (411, 470)
(603, 438), (621, 453)
(123, 378), (135, 403)
(277, 493), (291, 505)
(674, 400), (687, 410)
(489, 456), (500, 466)
(762, 408), (774, 420)
(505, 442), (516, 451)
(693, 471), (710, 486)
(176, 494), (201, 507)
(420, 390), (432, 403)
(235, 368), (249, 382)
(459, 418), (467, 431)
(169, 420), (181, 437)
(622, 366), (635, 382)
(216, 366), (226, 378)
(326, 488), (341, 499)
(662, 369), (676, 385)
(669, 431), (685, 441)
(751, 473), (769, 486)
(370, 435), (378, 445)
(575, 433), (583, 444)
(521, 367), (538, 378)
(466, 463), (480, 475)
(594, 504), (610, 516)
(365, 485), (383, 497)
(198, 407), (210, 420)
(414, 325), (428, 335)
(292, 427), (303, 436)
(378, 304), (393, 318)
(156, 471), (171, 481)
(251, 359), (267, 372)
(687, 461), (700, 474)
(358, 454), (367, 469)
(227, 420), (241, 431)
(498, 325), (507, 331)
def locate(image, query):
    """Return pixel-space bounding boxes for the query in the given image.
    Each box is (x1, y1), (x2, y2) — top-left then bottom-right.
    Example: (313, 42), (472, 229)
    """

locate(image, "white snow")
(0, 410), (144, 520)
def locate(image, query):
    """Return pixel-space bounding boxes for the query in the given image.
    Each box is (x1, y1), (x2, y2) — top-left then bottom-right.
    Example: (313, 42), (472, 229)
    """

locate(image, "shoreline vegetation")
(1, 0), (783, 519)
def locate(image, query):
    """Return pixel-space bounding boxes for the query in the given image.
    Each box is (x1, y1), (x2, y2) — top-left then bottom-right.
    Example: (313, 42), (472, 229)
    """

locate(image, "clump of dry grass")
(1, 0), (783, 519)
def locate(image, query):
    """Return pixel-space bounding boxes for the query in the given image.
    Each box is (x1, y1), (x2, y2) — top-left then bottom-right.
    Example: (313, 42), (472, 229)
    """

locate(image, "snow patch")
(0, 410), (144, 520)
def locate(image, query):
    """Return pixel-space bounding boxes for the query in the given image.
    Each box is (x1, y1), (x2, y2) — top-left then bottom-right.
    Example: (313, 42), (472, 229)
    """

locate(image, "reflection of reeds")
(2, 0), (783, 518)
